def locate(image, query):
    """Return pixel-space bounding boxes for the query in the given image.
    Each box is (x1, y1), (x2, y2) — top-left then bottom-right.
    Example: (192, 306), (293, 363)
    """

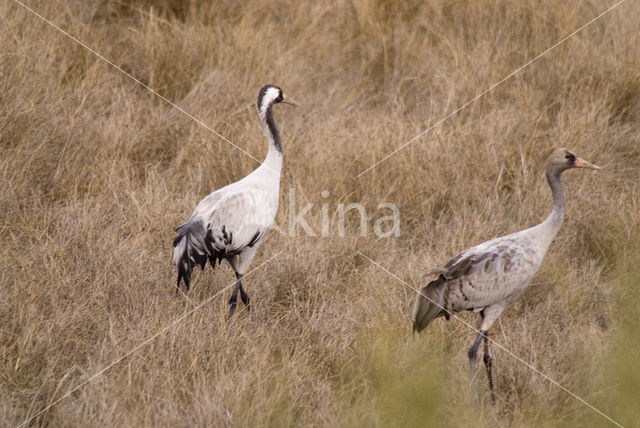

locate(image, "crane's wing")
(192, 190), (225, 218)
(442, 237), (524, 279)
(439, 237), (537, 311)
(205, 190), (274, 256)
(172, 188), (275, 290)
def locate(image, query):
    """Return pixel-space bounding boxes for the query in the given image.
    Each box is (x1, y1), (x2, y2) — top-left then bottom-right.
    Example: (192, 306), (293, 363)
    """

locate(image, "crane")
(413, 148), (600, 396)
(172, 84), (297, 318)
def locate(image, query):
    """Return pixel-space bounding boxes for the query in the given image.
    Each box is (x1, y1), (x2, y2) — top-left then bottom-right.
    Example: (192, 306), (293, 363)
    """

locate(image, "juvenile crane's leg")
(468, 310), (487, 377)
(473, 305), (504, 397)
(468, 330), (487, 378)
(483, 332), (495, 402)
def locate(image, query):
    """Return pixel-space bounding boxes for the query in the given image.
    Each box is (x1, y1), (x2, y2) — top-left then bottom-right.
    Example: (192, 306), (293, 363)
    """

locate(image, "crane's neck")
(540, 167), (565, 239)
(260, 104), (283, 175)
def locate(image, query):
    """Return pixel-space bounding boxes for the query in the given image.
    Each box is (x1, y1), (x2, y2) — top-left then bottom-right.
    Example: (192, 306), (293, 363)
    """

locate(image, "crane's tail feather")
(412, 275), (447, 333)
(172, 218), (220, 290)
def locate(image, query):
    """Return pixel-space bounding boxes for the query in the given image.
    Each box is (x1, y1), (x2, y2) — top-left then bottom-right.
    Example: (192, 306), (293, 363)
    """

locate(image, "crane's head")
(257, 84), (298, 119)
(547, 148), (601, 175)
(412, 275), (447, 333)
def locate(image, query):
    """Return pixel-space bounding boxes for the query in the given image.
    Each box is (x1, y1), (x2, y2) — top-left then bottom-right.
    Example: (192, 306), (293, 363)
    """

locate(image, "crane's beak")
(281, 94), (299, 107)
(574, 157), (601, 170)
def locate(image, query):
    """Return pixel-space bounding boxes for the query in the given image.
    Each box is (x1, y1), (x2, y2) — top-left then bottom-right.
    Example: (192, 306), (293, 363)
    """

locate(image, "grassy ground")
(1, 0), (639, 426)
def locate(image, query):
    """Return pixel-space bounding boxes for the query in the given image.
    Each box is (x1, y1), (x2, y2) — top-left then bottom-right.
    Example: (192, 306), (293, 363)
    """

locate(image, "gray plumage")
(413, 148), (600, 396)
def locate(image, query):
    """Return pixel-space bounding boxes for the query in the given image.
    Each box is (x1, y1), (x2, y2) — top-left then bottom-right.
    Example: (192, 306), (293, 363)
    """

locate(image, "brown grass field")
(1, 0), (639, 426)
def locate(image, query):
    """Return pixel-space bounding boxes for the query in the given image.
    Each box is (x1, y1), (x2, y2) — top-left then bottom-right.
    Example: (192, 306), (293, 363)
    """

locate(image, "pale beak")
(574, 157), (601, 170)
(281, 94), (299, 107)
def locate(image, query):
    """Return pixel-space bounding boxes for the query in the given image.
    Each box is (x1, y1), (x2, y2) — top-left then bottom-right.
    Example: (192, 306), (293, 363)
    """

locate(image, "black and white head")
(257, 84), (298, 119)
(546, 148), (601, 175)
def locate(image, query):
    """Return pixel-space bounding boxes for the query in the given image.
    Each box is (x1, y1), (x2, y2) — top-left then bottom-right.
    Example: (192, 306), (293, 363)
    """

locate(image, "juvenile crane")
(413, 148), (600, 395)
(173, 84), (297, 318)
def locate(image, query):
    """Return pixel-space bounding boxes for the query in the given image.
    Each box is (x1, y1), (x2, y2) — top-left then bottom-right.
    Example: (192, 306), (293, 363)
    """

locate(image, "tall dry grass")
(1, 0), (639, 426)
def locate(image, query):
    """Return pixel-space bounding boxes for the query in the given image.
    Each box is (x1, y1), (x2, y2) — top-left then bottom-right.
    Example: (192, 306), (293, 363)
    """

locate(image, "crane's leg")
(226, 249), (257, 320)
(468, 330), (486, 378)
(228, 272), (241, 319)
(238, 273), (250, 311)
(228, 272), (251, 320)
(471, 305), (503, 399)
(483, 332), (495, 402)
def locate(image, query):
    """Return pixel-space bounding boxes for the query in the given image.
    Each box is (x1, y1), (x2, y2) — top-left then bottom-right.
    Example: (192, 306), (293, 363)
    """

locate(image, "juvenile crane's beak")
(281, 94), (299, 107)
(574, 157), (601, 170)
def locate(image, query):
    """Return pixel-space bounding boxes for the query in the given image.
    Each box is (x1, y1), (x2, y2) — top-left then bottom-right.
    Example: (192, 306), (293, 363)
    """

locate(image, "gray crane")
(413, 148), (600, 396)
(173, 85), (297, 318)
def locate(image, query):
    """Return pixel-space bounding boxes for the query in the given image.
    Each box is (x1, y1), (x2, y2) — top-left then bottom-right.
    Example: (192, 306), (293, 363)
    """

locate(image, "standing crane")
(412, 148), (600, 396)
(172, 84), (297, 318)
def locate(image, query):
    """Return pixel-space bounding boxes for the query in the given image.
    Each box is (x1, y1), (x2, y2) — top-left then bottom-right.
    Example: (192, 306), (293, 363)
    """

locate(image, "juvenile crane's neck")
(541, 167), (565, 238)
(259, 104), (283, 174)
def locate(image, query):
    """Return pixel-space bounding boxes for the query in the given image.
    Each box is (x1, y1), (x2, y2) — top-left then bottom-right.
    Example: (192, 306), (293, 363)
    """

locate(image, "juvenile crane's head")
(257, 84), (298, 120)
(546, 147), (601, 176)
(412, 275), (447, 333)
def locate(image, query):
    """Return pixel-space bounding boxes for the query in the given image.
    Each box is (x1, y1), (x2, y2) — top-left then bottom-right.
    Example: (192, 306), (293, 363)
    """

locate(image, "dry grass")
(1, 0), (639, 426)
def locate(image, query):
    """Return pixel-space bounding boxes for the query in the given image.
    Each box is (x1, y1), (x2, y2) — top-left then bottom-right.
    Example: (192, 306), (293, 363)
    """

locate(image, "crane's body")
(172, 85), (296, 318)
(172, 153), (280, 284)
(418, 213), (562, 329)
(413, 148), (600, 397)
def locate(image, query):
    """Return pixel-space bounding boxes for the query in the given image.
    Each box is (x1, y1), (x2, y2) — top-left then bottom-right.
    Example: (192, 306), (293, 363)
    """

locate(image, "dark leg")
(468, 330), (486, 378)
(237, 273), (250, 312)
(228, 274), (242, 319)
(228, 272), (250, 319)
(483, 332), (495, 402)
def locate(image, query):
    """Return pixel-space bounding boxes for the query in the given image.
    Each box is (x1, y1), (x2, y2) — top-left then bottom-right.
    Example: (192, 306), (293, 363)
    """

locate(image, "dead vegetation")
(1, 0), (639, 426)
